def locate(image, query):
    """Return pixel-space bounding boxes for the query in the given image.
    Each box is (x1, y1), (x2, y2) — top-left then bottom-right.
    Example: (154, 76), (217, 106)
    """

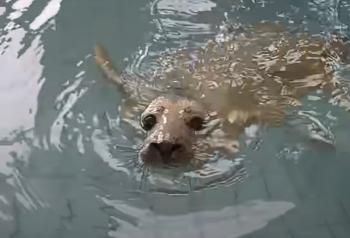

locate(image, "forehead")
(144, 96), (205, 115)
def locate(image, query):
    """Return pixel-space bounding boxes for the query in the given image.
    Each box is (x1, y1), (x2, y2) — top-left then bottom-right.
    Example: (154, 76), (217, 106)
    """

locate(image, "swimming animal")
(94, 21), (350, 167)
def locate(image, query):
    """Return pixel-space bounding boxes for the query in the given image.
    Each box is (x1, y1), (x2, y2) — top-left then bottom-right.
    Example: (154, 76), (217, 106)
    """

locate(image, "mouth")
(138, 143), (192, 167)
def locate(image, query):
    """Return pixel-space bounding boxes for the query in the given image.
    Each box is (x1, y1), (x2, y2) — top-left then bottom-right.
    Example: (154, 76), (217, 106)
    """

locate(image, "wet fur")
(94, 22), (350, 166)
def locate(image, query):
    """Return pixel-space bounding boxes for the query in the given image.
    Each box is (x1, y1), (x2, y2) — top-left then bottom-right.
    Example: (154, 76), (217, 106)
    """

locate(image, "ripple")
(1, 0), (350, 237)
(99, 196), (295, 238)
(156, 0), (216, 16)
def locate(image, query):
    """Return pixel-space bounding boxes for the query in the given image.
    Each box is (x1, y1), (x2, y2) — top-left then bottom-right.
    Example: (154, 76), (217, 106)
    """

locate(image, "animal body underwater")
(94, 21), (350, 168)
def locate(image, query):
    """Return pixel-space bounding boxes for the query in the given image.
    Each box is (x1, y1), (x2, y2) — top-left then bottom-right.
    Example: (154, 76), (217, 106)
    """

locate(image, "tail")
(94, 44), (124, 86)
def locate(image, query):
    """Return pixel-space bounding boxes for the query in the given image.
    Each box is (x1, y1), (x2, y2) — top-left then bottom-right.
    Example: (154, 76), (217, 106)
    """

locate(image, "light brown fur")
(95, 21), (350, 166)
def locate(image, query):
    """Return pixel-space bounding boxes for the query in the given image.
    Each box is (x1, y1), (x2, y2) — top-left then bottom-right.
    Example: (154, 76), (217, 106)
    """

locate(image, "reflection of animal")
(95, 22), (350, 167)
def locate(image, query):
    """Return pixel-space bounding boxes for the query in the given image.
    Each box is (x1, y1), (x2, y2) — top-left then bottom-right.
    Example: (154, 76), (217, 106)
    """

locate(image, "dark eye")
(187, 116), (204, 131)
(141, 114), (157, 131)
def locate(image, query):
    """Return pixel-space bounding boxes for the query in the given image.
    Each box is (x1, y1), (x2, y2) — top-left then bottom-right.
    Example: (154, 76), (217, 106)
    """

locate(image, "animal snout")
(150, 141), (183, 157)
(140, 141), (186, 164)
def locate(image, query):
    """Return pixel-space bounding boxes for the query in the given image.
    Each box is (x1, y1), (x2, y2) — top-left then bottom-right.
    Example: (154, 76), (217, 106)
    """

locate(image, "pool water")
(1, 0), (350, 237)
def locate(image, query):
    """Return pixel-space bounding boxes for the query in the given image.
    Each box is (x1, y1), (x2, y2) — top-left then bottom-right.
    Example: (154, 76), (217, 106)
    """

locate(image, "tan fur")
(139, 96), (207, 165)
(94, 22), (350, 166)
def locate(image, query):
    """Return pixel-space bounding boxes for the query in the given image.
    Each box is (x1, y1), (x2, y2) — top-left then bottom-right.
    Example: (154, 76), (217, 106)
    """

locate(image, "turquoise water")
(1, 0), (350, 237)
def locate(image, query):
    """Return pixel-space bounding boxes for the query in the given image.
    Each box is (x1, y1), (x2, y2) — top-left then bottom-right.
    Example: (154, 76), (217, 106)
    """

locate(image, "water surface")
(1, 0), (350, 237)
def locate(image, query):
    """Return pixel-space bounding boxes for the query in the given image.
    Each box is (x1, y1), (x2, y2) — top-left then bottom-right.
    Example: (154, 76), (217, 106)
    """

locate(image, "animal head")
(94, 44), (209, 166)
(138, 96), (207, 166)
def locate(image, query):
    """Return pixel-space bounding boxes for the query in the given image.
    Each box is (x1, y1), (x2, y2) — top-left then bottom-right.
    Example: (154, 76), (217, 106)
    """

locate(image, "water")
(1, 0), (350, 237)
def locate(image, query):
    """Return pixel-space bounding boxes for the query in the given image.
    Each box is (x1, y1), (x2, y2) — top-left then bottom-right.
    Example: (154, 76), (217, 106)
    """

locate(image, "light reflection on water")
(0, 0), (350, 237)
(102, 198), (294, 238)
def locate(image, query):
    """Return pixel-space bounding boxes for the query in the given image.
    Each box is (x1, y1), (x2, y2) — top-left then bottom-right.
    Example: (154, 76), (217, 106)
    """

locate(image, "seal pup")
(94, 22), (350, 166)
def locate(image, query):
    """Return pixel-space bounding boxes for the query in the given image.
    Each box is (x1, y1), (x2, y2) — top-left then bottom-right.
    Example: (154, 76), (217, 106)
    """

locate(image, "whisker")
(127, 153), (144, 170)
(130, 155), (143, 164)
(136, 161), (144, 171)
(121, 154), (139, 161)
(114, 144), (139, 151)
(116, 150), (139, 157)
(188, 177), (193, 192)
(138, 165), (149, 190)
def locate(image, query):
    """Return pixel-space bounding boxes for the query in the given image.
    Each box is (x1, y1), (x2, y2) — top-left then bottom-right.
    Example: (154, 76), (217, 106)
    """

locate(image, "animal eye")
(141, 114), (157, 131)
(187, 116), (204, 131)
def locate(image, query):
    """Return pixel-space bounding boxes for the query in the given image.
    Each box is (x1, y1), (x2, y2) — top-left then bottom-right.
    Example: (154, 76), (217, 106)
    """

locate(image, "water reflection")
(0, 0), (61, 234)
(30, 0), (63, 31)
(152, 0), (217, 41)
(0, 0), (47, 185)
(0, 26), (43, 136)
(102, 198), (295, 238)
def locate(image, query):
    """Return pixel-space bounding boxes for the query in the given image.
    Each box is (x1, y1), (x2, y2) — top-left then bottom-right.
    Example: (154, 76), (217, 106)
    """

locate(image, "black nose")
(150, 142), (183, 159)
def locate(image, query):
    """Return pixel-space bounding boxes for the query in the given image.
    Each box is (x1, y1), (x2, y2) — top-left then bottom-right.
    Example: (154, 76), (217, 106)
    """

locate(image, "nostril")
(149, 142), (183, 154)
(150, 142), (161, 151)
(171, 144), (183, 152)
